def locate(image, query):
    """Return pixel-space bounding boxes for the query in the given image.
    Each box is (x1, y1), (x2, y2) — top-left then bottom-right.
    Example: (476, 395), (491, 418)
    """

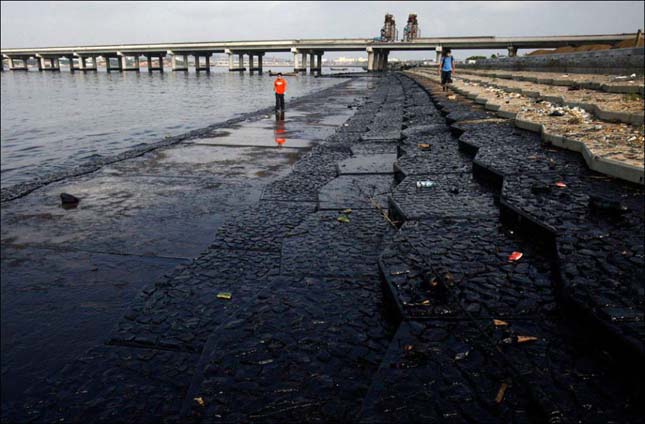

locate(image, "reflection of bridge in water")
(1, 33), (637, 73)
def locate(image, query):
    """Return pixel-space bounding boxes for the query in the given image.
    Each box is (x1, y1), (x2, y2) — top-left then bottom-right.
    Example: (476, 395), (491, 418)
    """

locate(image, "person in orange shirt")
(274, 73), (287, 112)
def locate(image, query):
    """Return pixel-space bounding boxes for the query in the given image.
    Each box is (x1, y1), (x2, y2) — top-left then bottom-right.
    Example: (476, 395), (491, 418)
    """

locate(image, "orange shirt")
(274, 78), (287, 94)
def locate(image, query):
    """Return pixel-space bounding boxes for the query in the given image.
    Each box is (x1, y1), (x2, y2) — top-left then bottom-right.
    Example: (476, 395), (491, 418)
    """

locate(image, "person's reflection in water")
(274, 112), (286, 147)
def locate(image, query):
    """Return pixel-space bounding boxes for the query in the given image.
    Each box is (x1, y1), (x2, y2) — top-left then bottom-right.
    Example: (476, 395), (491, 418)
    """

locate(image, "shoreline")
(0, 76), (355, 203)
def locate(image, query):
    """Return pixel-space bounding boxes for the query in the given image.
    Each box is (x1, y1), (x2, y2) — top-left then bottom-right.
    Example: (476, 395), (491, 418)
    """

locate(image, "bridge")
(1, 33), (637, 73)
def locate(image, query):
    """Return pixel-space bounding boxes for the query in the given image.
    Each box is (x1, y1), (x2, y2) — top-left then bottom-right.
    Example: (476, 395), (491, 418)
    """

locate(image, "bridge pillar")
(308, 53), (315, 73)
(238, 54), (244, 71)
(507, 46), (518, 57)
(195, 54), (211, 72)
(249, 52), (263, 73)
(314, 52), (323, 74)
(226, 49), (244, 71)
(119, 53), (140, 71)
(42, 57), (60, 71)
(172, 54), (188, 72)
(69, 56), (81, 72)
(9, 57), (28, 71)
(75, 56), (85, 71)
(382, 50), (389, 71)
(300, 53), (308, 73)
(82, 56), (98, 71)
(106, 56), (122, 73)
(145, 54), (164, 72)
(367, 48), (375, 72)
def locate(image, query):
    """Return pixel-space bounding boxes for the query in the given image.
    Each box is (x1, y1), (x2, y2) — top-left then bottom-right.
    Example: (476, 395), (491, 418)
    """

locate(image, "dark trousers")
(441, 70), (452, 85)
(275, 93), (285, 111)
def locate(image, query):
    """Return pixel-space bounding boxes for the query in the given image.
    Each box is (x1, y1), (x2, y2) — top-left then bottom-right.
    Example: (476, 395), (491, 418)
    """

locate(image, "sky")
(1, 1), (644, 59)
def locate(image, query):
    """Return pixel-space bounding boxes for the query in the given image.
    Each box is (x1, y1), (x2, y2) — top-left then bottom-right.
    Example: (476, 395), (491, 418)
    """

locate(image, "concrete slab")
(337, 154), (397, 175)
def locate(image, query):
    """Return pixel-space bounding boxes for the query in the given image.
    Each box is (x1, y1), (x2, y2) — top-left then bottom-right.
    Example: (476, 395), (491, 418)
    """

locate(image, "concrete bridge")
(1, 33), (637, 73)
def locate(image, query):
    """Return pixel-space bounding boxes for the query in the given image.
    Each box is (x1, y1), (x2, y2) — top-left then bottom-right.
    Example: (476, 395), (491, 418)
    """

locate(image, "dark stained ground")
(1, 73), (643, 423)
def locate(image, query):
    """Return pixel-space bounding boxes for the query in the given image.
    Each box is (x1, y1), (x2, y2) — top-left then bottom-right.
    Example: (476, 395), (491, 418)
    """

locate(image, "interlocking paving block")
(3, 345), (197, 424)
(337, 154), (397, 175)
(350, 143), (398, 156)
(360, 131), (403, 142)
(396, 146), (472, 176)
(210, 202), (316, 252)
(501, 172), (644, 232)
(325, 132), (363, 146)
(479, 318), (643, 423)
(454, 122), (587, 179)
(189, 277), (393, 423)
(359, 321), (533, 423)
(501, 172), (644, 359)
(318, 175), (394, 210)
(281, 209), (391, 278)
(455, 122), (525, 148)
(262, 147), (351, 202)
(390, 174), (498, 221)
(109, 249), (280, 353)
(474, 146), (587, 180)
(401, 124), (451, 140)
(379, 218), (554, 320)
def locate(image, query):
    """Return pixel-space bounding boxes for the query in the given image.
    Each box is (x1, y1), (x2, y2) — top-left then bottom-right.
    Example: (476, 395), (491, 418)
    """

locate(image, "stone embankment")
(409, 68), (644, 185)
(461, 47), (644, 75)
(2, 73), (642, 423)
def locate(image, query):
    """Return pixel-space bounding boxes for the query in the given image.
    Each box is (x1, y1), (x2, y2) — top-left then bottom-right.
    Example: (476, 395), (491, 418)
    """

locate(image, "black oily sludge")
(372, 72), (643, 422)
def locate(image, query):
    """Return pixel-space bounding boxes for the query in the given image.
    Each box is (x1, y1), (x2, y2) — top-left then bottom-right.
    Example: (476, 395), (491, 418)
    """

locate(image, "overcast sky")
(1, 1), (643, 59)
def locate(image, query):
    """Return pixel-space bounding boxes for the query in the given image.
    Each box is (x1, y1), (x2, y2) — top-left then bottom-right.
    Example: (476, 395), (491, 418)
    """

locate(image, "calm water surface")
(1, 67), (349, 187)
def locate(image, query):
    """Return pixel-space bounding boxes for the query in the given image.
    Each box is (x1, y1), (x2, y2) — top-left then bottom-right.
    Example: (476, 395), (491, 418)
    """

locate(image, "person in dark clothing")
(439, 50), (455, 91)
(274, 72), (287, 112)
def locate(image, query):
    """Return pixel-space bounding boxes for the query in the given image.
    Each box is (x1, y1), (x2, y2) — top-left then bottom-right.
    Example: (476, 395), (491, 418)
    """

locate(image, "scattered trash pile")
(458, 71), (645, 115)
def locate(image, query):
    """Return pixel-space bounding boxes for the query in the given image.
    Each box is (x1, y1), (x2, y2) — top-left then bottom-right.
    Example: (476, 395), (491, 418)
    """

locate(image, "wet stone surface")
(318, 175), (393, 210)
(210, 202), (316, 252)
(379, 218), (554, 320)
(390, 173), (498, 221)
(2, 345), (197, 423)
(189, 276), (393, 423)
(337, 154), (397, 175)
(359, 320), (533, 423)
(281, 209), (393, 278)
(350, 142), (398, 156)
(261, 145), (351, 202)
(455, 121), (588, 178)
(501, 171), (645, 356)
(396, 138), (473, 177)
(2, 77), (384, 422)
(109, 249), (281, 353)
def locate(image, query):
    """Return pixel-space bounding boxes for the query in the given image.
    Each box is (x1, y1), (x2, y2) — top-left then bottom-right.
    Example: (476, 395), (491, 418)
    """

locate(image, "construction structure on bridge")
(403, 14), (421, 42)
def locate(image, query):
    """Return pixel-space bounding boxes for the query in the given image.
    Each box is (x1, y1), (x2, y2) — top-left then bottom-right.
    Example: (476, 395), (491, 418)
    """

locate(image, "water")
(0, 67), (351, 188)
